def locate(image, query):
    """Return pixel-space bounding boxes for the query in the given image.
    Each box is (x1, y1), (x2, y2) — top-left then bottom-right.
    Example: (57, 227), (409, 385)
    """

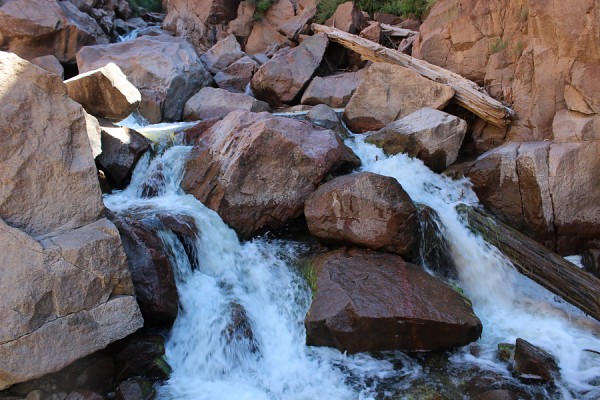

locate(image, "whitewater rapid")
(104, 120), (600, 399)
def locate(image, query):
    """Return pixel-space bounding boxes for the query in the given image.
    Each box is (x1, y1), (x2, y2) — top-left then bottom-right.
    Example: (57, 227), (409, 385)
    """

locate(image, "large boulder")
(0, 52), (142, 389)
(300, 69), (366, 108)
(343, 63), (455, 133)
(414, 0), (600, 151)
(325, 1), (364, 34)
(200, 34), (244, 74)
(251, 33), (329, 106)
(305, 172), (420, 258)
(65, 63), (141, 121)
(460, 140), (600, 253)
(0, 0), (107, 63)
(95, 120), (152, 188)
(162, 0), (241, 50)
(214, 55), (258, 93)
(77, 35), (213, 123)
(182, 87), (271, 121)
(181, 110), (360, 238)
(305, 248), (483, 353)
(365, 108), (467, 172)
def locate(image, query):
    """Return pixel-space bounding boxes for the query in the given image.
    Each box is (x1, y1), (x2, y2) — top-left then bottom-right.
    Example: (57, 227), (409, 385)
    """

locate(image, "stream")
(104, 118), (600, 400)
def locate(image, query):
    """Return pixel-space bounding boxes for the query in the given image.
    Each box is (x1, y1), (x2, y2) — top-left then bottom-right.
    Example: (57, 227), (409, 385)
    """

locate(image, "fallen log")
(457, 204), (600, 322)
(380, 23), (418, 37)
(312, 23), (516, 128)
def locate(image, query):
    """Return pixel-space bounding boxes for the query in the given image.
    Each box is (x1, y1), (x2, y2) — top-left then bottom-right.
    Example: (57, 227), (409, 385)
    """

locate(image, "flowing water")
(105, 120), (600, 399)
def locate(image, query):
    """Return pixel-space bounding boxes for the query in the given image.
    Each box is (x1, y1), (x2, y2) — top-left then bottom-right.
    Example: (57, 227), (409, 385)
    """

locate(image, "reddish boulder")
(514, 338), (559, 383)
(300, 68), (367, 108)
(343, 63), (454, 132)
(305, 172), (419, 258)
(181, 110), (360, 238)
(325, 1), (364, 34)
(251, 33), (329, 106)
(359, 21), (381, 43)
(305, 248), (483, 353)
(183, 87), (271, 121)
(200, 34), (244, 74)
(214, 55), (258, 93)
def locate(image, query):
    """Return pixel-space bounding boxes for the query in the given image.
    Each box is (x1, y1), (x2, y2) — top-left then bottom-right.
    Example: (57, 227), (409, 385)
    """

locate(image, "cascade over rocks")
(0, 52), (142, 389)
(304, 172), (420, 258)
(183, 87), (271, 121)
(300, 68), (367, 108)
(251, 33), (329, 106)
(77, 35), (213, 123)
(0, 0), (107, 63)
(365, 108), (467, 173)
(214, 55), (258, 93)
(458, 141), (600, 253)
(65, 63), (141, 121)
(343, 63), (455, 133)
(305, 248), (483, 353)
(181, 110), (361, 238)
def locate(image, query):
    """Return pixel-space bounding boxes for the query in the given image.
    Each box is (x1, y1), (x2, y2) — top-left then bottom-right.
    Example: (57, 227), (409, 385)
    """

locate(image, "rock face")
(251, 33), (329, 106)
(77, 35), (213, 123)
(95, 120), (152, 188)
(181, 110), (360, 238)
(300, 69), (366, 108)
(200, 34), (244, 74)
(305, 172), (419, 258)
(183, 87), (271, 121)
(65, 63), (141, 121)
(0, 52), (142, 389)
(365, 108), (467, 172)
(305, 248), (483, 353)
(343, 63), (455, 133)
(214, 55), (258, 93)
(414, 0), (600, 151)
(460, 140), (600, 253)
(0, 0), (107, 63)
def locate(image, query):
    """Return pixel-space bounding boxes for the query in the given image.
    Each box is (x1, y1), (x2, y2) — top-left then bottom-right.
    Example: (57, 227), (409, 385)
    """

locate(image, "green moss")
(490, 37), (509, 54)
(316, 0), (437, 24)
(298, 259), (318, 296)
(248, 0), (277, 20)
(128, 0), (163, 15)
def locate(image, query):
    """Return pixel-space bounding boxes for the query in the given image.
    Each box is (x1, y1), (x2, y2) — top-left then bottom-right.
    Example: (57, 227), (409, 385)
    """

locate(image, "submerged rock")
(65, 63), (141, 122)
(366, 108), (467, 172)
(77, 35), (213, 123)
(343, 63), (455, 133)
(305, 248), (483, 353)
(181, 110), (360, 238)
(251, 33), (329, 106)
(304, 172), (420, 258)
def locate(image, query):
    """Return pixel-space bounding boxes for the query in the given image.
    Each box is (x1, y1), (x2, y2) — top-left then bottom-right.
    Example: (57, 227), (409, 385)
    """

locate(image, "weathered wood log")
(312, 23), (516, 128)
(380, 23), (418, 37)
(458, 204), (600, 322)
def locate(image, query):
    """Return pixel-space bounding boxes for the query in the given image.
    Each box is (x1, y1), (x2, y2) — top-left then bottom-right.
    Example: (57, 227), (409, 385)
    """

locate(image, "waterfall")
(104, 122), (600, 400)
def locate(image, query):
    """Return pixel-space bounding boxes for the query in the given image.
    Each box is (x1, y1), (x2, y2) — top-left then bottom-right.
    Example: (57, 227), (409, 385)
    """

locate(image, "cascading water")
(105, 120), (600, 400)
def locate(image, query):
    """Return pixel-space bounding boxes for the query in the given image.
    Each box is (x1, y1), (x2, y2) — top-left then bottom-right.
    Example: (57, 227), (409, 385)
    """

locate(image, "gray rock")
(214, 56), (258, 93)
(306, 104), (346, 137)
(183, 87), (271, 120)
(301, 69), (366, 108)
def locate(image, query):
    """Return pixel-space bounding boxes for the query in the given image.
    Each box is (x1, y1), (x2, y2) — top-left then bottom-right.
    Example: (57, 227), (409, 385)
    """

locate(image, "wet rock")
(305, 248), (483, 353)
(419, 206), (458, 279)
(214, 55), (258, 93)
(305, 172), (419, 258)
(306, 104), (345, 137)
(513, 338), (559, 383)
(115, 378), (155, 400)
(475, 390), (518, 400)
(251, 33), (329, 106)
(65, 63), (141, 121)
(0, 0), (107, 63)
(114, 334), (171, 381)
(497, 342), (515, 363)
(95, 120), (152, 188)
(200, 34), (244, 74)
(77, 35), (213, 123)
(365, 108), (467, 172)
(582, 241), (600, 278)
(107, 212), (180, 325)
(30, 55), (64, 78)
(183, 87), (271, 121)
(174, 118), (222, 146)
(301, 69), (366, 108)
(223, 303), (258, 354)
(65, 390), (104, 400)
(344, 63), (454, 133)
(325, 1), (364, 34)
(181, 110), (360, 238)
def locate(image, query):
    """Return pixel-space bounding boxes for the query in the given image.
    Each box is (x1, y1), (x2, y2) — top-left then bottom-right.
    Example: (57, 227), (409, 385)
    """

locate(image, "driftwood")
(312, 23), (516, 128)
(380, 23), (418, 37)
(458, 204), (600, 322)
